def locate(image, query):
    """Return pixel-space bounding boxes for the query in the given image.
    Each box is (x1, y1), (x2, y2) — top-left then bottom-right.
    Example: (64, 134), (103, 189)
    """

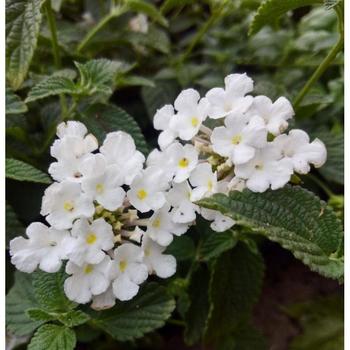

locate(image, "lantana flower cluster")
(9, 73), (327, 308)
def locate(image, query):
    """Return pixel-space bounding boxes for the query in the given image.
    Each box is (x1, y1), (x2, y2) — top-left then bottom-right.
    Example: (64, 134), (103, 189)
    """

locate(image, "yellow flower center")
(207, 180), (213, 191)
(84, 265), (94, 274)
(96, 183), (104, 194)
(86, 233), (97, 245)
(231, 134), (242, 145)
(191, 117), (199, 127)
(63, 201), (74, 212)
(255, 163), (264, 171)
(178, 158), (189, 168)
(152, 218), (161, 228)
(144, 248), (151, 257)
(119, 260), (127, 272)
(137, 189), (148, 200)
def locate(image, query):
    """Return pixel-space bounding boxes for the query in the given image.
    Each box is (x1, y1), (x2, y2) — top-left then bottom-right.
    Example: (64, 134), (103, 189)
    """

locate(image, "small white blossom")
(41, 181), (94, 230)
(234, 144), (293, 192)
(167, 181), (199, 223)
(110, 244), (148, 301)
(9, 222), (72, 273)
(205, 73), (254, 119)
(153, 105), (178, 149)
(64, 256), (112, 304)
(211, 114), (267, 164)
(91, 286), (116, 310)
(273, 129), (327, 174)
(228, 177), (246, 192)
(100, 131), (145, 185)
(67, 218), (114, 266)
(170, 89), (210, 140)
(142, 235), (176, 278)
(127, 166), (168, 213)
(189, 163), (218, 201)
(146, 148), (175, 182)
(200, 208), (235, 232)
(248, 95), (294, 135)
(145, 204), (188, 246)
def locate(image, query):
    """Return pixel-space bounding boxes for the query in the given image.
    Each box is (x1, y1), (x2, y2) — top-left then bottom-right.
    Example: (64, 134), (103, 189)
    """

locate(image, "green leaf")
(126, 0), (168, 27)
(324, 0), (341, 10)
(165, 235), (196, 261)
(6, 0), (45, 90)
(27, 308), (56, 323)
(249, 0), (323, 35)
(160, 0), (193, 14)
(287, 296), (343, 350)
(32, 269), (76, 312)
(89, 283), (175, 341)
(56, 310), (90, 327)
(25, 76), (76, 103)
(6, 203), (25, 246)
(205, 243), (264, 342)
(6, 158), (52, 184)
(6, 272), (44, 336)
(198, 186), (344, 280)
(6, 87), (28, 114)
(28, 324), (76, 350)
(80, 103), (149, 155)
(184, 265), (211, 345)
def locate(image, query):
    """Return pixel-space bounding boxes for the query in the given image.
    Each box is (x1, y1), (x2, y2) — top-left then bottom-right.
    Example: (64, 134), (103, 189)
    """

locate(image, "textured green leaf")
(89, 283), (175, 341)
(324, 0), (341, 10)
(25, 76), (76, 103)
(27, 308), (56, 323)
(165, 235), (196, 261)
(160, 0), (193, 14)
(6, 87), (28, 114)
(6, 203), (25, 246)
(32, 270), (76, 312)
(6, 158), (52, 184)
(184, 265), (210, 345)
(6, 0), (45, 89)
(126, 0), (168, 26)
(28, 324), (76, 350)
(205, 243), (264, 342)
(198, 186), (344, 280)
(249, 0), (323, 35)
(80, 103), (149, 155)
(6, 272), (44, 336)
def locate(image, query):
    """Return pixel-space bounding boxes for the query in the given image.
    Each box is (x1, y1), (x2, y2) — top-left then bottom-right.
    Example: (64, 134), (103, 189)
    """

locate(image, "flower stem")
(44, 1), (68, 116)
(307, 173), (334, 198)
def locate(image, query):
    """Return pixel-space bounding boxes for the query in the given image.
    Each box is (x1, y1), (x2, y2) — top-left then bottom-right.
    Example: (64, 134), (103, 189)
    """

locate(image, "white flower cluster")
(9, 72), (327, 307)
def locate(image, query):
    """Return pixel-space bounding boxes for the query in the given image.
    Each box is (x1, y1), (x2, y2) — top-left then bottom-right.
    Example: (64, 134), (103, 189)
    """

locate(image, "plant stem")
(44, 0), (68, 117)
(293, 5), (344, 108)
(307, 173), (334, 198)
(77, 7), (125, 53)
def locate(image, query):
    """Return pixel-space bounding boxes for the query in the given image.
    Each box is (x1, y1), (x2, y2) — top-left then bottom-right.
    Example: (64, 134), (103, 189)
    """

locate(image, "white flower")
(146, 148), (175, 182)
(142, 236), (176, 278)
(100, 131), (145, 185)
(234, 144), (294, 192)
(145, 204), (188, 246)
(81, 154), (125, 211)
(200, 208), (235, 232)
(248, 96), (294, 135)
(205, 73), (254, 119)
(64, 256), (112, 304)
(170, 89), (210, 140)
(273, 129), (327, 174)
(189, 163), (218, 201)
(9, 222), (72, 273)
(228, 177), (246, 192)
(41, 181), (94, 230)
(165, 142), (199, 183)
(153, 105), (178, 149)
(67, 218), (114, 266)
(211, 114), (267, 164)
(129, 13), (148, 33)
(110, 244), (148, 301)
(127, 166), (168, 213)
(167, 181), (199, 223)
(56, 121), (93, 140)
(91, 286), (116, 310)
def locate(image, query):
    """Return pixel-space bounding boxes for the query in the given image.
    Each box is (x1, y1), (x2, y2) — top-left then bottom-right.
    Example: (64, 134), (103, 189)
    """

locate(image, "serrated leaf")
(32, 269), (76, 312)
(6, 272), (44, 336)
(126, 0), (168, 27)
(205, 243), (264, 342)
(28, 324), (76, 350)
(184, 265), (210, 345)
(6, 87), (28, 114)
(6, 0), (45, 89)
(89, 283), (175, 341)
(80, 103), (149, 155)
(56, 310), (90, 327)
(6, 158), (52, 184)
(25, 76), (76, 103)
(6, 203), (25, 246)
(198, 186), (344, 280)
(27, 308), (56, 323)
(249, 0), (323, 36)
